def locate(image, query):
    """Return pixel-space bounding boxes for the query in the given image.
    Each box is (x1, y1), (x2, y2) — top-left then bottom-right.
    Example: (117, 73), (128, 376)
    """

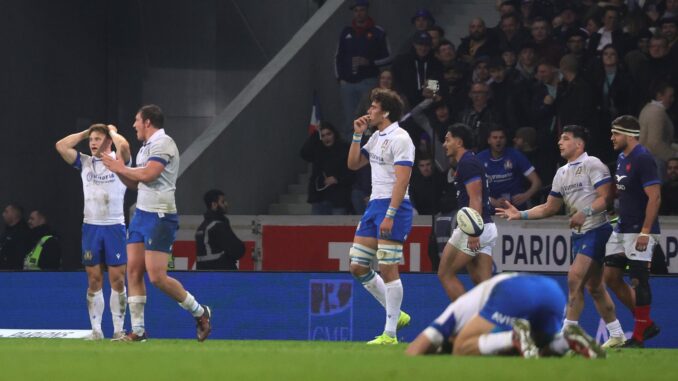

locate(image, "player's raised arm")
(55, 129), (88, 165)
(107, 124), (131, 164)
(347, 115), (370, 170)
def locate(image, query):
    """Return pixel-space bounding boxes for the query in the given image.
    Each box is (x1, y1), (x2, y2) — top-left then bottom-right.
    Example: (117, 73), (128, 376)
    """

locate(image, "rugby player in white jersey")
(497, 125), (626, 348)
(102, 105), (211, 342)
(347, 88), (415, 345)
(56, 124), (131, 340)
(405, 273), (605, 359)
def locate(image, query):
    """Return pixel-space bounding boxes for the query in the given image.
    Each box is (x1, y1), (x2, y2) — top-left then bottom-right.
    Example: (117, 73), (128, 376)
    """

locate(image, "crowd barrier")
(174, 215), (678, 273)
(0, 272), (675, 347)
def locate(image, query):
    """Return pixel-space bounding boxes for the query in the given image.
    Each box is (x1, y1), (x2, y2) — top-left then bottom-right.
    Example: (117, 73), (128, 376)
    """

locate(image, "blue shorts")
(81, 223), (127, 267)
(127, 209), (178, 253)
(479, 276), (565, 346)
(572, 223), (612, 264)
(355, 198), (413, 242)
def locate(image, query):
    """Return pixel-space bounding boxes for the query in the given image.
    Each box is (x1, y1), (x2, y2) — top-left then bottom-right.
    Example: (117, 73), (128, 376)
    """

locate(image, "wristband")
(352, 133), (363, 143)
(520, 211), (529, 220)
(385, 206), (397, 219)
(638, 233), (650, 237)
(582, 206), (594, 217)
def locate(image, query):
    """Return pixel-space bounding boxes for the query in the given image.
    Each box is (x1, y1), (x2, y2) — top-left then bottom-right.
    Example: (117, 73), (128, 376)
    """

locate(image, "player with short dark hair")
(497, 125), (627, 349)
(438, 124), (496, 301)
(103, 105), (212, 342)
(605, 115), (662, 348)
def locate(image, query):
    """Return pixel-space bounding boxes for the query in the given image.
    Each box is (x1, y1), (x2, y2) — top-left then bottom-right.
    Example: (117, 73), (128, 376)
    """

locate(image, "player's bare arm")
(102, 155), (164, 187)
(107, 124), (131, 164)
(379, 165), (411, 238)
(636, 184), (661, 250)
(497, 195), (563, 220)
(55, 129), (89, 164)
(512, 171), (542, 207)
(347, 115), (370, 170)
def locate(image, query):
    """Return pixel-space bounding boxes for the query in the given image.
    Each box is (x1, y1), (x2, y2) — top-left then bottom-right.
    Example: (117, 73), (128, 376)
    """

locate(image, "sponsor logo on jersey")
(491, 311), (516, 326)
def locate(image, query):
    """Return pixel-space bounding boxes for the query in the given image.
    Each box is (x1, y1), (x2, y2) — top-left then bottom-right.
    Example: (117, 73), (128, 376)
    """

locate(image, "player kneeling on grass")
(405, 273), (605, 359)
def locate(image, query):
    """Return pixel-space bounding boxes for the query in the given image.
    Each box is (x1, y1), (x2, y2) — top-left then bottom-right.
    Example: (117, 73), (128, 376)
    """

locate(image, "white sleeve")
(550, 169), (563, 197)
(588, 158), (612, 189)
(360, 134), (377, 158)
(392, 135), (415, 166)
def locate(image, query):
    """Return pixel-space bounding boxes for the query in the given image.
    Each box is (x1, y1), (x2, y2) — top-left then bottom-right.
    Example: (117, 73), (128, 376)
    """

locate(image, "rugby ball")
(456, 207), (484, 237)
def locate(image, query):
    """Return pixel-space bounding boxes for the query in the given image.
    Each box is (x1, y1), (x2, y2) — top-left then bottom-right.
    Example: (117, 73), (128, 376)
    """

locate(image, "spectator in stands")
(409, 153), (447, 215)
(435, 39), (458, 69)
(457, 18), (500, 64)
(440, 60), (470, 109)
(501, 48), (518, 69)
(398, 8), (437, 54)
(300, 122), (353, 215)
(639, 81), (677, 180)
(335, 0), (391, 139)
(588, 7), (632, 57)
(530, 60), (560, 181)
(504, 43), (538, 132)
(591, 44), (636, 163)
(427, 26), (446, 50)
(23, 209), (61, 270)
(429, 102), (453, 143)
(195, 190), (245, 270)
(584, 15), (602, 42)
(628, 35), (674, 104)
(488, 57), (511, 131)
(355, 68), (409, 118)
(557, 54), (596, 137)
(0, 204), (31, 270)
(554, 5), (582, 43)
(520, 0), (536, 28)
(660, 158), (678, 215)
(471, 56), (492, 84)
(392, 31), (444, 107)
(565, 29), (595, 80)
(454, 82), (501, 151)
(477, 126), (542, 209)
(659, 17), (678, 60)
(513, 126), (548, 192)
(662, 0), (678, 20)
(497, 12), (531, 53)
(530, 17), (565, 65)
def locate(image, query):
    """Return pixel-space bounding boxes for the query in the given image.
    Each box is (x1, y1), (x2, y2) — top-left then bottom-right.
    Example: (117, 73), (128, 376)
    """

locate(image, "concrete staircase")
(268, 170), (312, 215)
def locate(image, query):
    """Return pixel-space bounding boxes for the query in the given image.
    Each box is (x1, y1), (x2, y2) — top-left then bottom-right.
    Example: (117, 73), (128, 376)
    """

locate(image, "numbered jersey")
(360, 122), (415, 200)
(74, 152), (127, 225)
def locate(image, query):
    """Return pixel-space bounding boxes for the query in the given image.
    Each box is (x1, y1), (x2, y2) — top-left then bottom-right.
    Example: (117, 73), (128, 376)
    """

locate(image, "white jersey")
(75, 151), (127, 225)
(135, 129), (179, 214)
(427, 273), (517, 341)
(360, 122), (415, 200)
(550, 152), (611, 232)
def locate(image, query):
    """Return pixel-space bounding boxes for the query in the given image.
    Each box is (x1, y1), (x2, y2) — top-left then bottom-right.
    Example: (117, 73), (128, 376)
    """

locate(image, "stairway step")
(268, 203), (312, 215)
(280, 193), (307, 204)
(287, 183), (306, 194)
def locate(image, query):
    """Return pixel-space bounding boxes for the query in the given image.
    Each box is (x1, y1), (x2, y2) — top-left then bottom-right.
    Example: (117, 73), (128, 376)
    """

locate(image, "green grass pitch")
(1, 339), (677, 381)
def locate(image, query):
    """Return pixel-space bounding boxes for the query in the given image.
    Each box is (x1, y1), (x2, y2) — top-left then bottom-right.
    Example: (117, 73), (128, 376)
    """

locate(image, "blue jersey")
(614, 144), (661, 234)
(454, 151), (493, 223)
(477, 148), (535, 200)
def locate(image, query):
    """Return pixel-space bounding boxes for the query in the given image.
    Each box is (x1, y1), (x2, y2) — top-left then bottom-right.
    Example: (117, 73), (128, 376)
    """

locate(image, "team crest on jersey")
(504, 159), (513, 171)
(575, 166), (583, 176)
(380, 139), (391, 150)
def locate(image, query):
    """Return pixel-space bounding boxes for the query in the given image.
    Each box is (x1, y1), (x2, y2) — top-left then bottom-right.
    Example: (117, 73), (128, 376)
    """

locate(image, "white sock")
(606, 319), (625, 337)
(110, 287), (127, 334)
(383, 279), (403, 337)
(179, 292), (205, 318)
(128, 295), (147, 335)
(478, 331), (514, 355)
(87, 289), (104, 334)
(562, 319), (578, 332)
(549, 333), (570, 355)
(361, 271), (386, 308)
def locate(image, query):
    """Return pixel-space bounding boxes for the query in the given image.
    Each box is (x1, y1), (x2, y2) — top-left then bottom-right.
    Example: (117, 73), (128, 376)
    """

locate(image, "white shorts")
(447, 222), (497, 257)
(605, 231), (658, 262)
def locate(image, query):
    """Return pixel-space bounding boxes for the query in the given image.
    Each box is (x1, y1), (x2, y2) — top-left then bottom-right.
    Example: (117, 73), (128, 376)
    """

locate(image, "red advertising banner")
(261, 225), (433, 272)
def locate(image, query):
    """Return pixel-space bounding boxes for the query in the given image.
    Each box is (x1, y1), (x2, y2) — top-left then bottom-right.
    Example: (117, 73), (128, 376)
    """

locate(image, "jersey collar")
(378, 122), (399, 136)
(143, 128), (166, 146)
(568, 152), (588, 167)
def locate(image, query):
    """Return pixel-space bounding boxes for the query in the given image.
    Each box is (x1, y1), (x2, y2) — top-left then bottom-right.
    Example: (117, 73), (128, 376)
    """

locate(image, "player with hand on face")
(438, 124), (496, 302)
(56, 123), (131, 340)
(497, 125), (626, 349)
(347, 88), (415, 345)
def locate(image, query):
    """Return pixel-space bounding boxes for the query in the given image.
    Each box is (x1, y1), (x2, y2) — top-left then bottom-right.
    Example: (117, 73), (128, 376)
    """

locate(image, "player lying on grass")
(405, 273), (605, 358)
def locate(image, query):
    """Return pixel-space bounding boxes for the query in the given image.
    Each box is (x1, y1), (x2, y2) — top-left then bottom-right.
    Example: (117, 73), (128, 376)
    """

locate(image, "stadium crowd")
(302, 0), (678, 216)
